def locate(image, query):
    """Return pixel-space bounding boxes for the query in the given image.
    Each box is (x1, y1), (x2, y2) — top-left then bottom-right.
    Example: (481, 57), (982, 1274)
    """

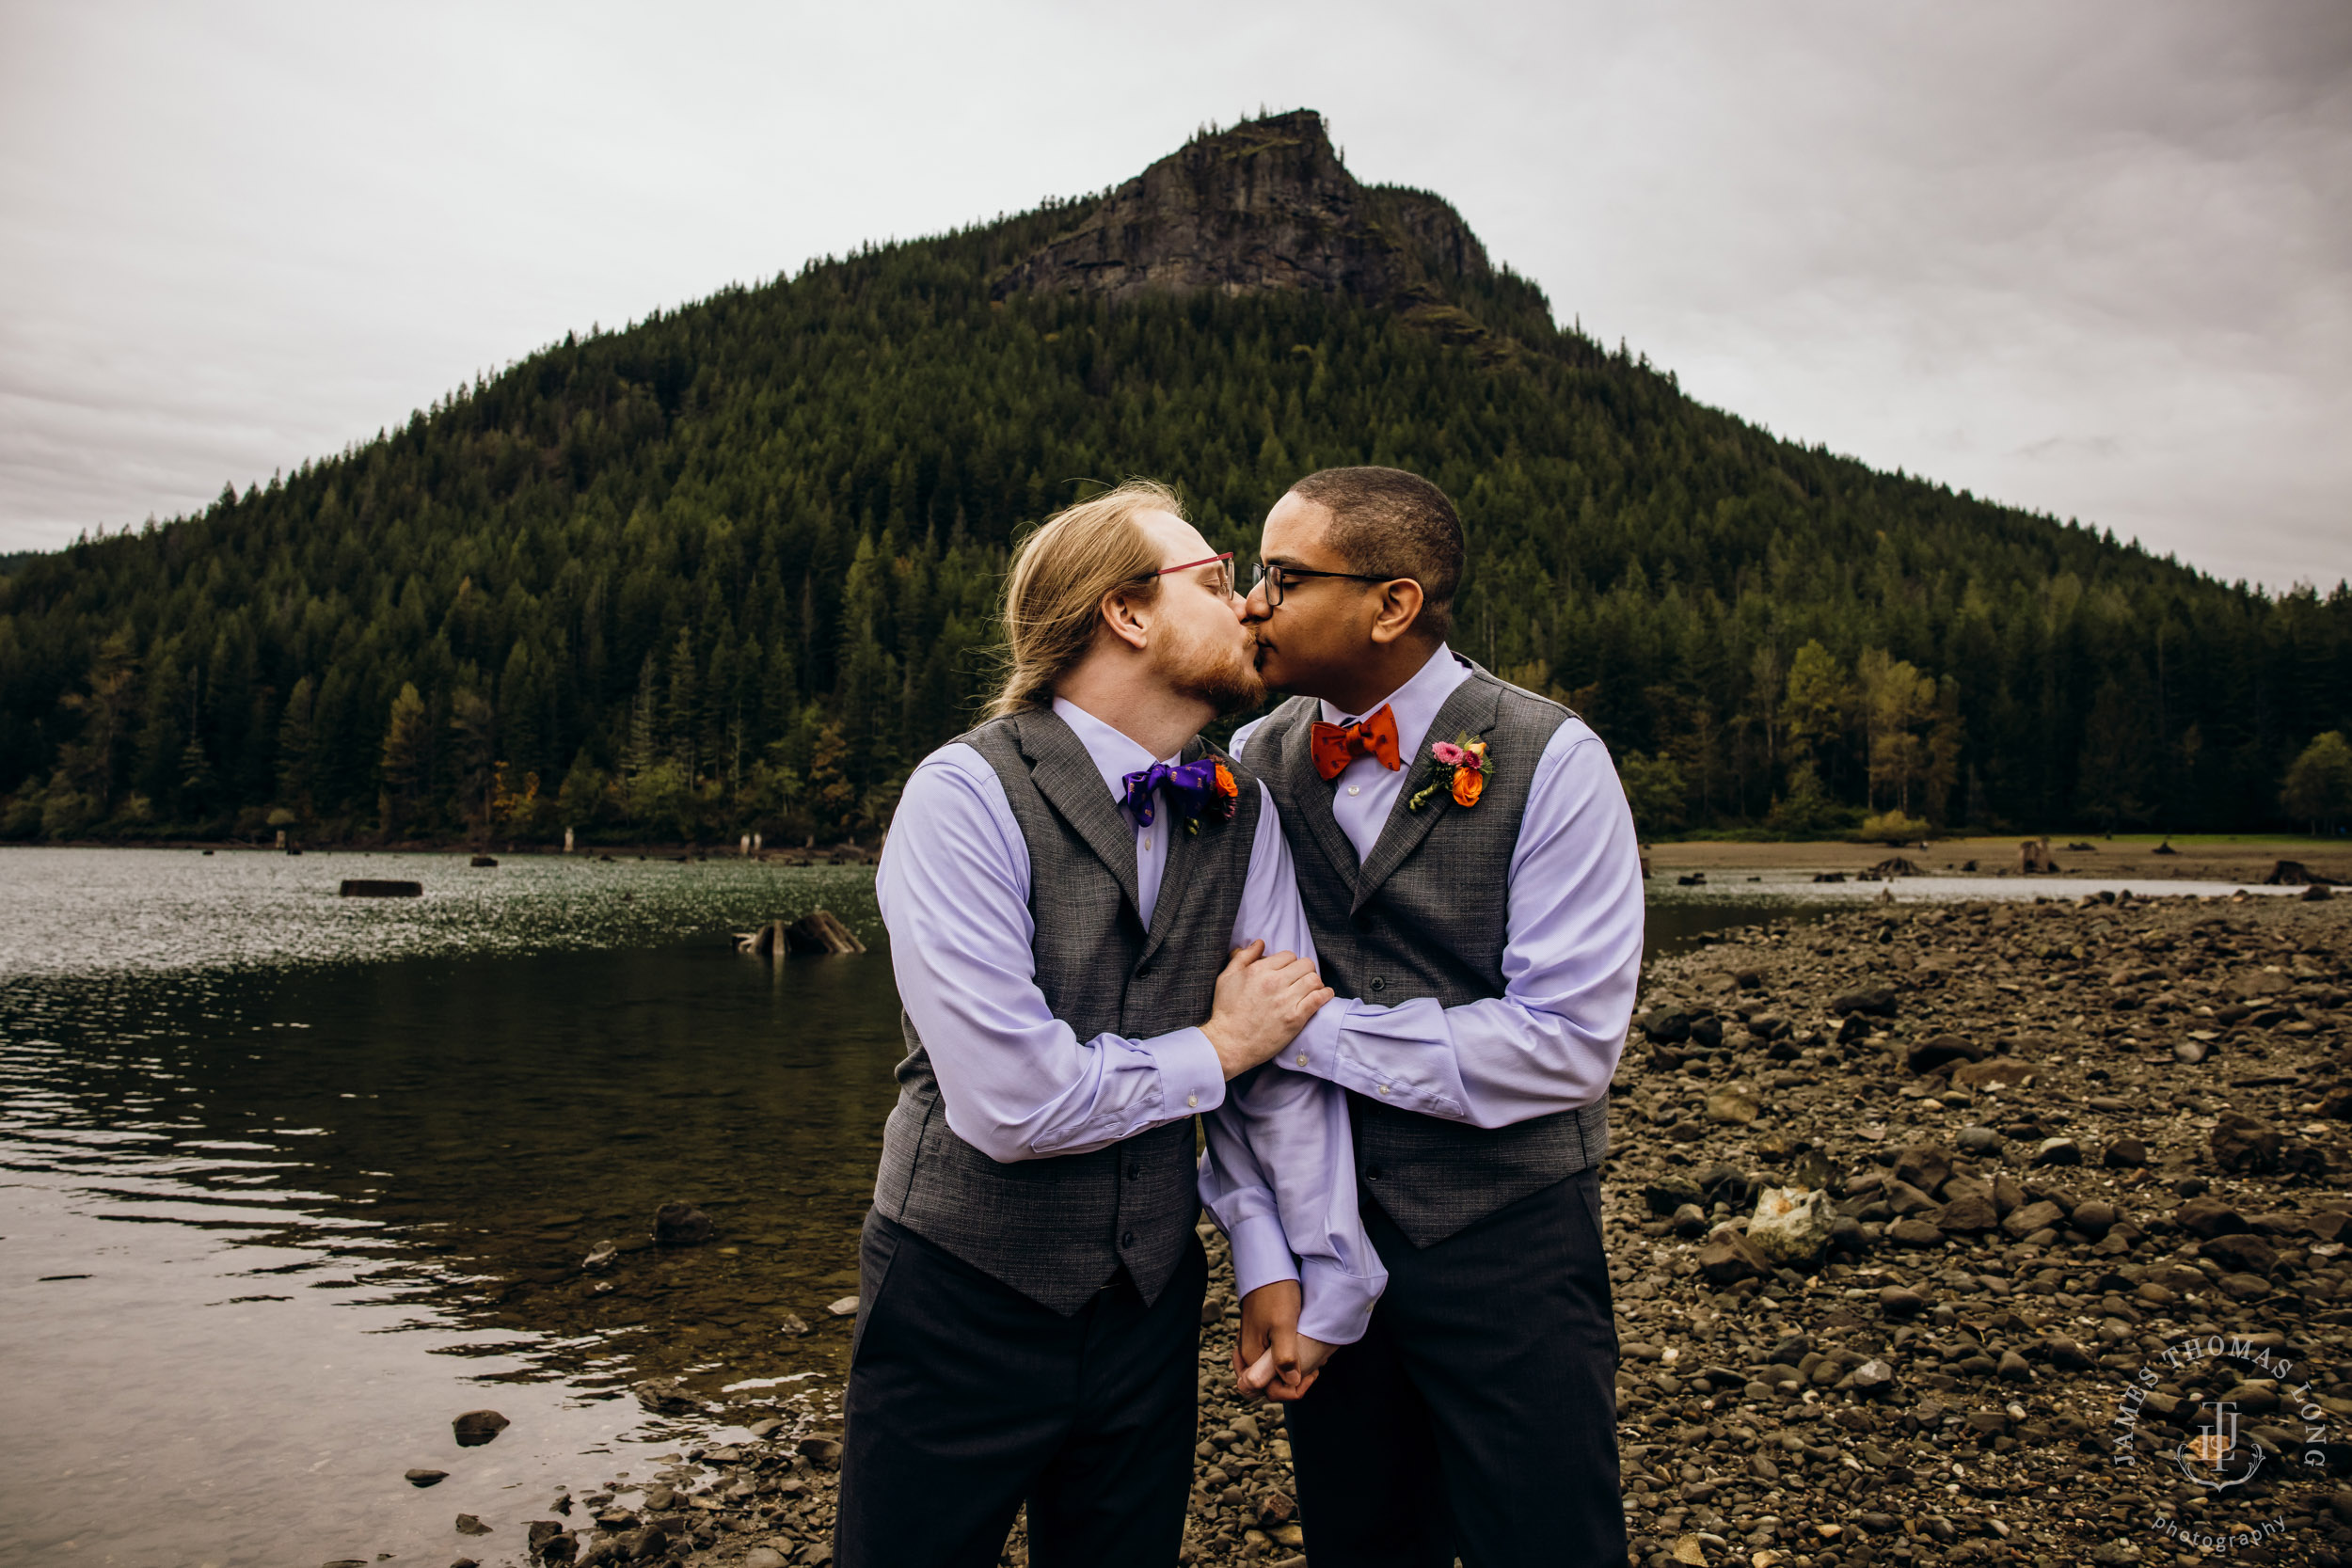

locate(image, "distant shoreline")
(1645, 833), (2349, 888)
(6, 834), (2343, 886)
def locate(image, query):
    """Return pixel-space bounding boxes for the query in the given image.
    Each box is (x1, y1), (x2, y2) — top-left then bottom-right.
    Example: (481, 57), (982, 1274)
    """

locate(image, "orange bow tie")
(1311, 704), (1402, 781)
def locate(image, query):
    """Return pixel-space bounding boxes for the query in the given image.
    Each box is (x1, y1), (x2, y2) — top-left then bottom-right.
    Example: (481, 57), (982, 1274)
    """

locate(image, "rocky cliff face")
(991, 111), (1493, 315)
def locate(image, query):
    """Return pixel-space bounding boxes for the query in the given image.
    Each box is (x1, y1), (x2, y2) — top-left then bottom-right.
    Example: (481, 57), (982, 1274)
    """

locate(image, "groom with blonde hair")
(836, 481), (1383, 1568)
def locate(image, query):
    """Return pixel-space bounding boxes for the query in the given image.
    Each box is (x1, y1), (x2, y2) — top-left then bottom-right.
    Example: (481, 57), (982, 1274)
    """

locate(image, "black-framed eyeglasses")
(1250, 561), (1400, 608)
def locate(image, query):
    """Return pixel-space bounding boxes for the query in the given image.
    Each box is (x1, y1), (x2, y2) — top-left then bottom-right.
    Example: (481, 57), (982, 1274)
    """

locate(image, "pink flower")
(1431, 741), (1467, 767)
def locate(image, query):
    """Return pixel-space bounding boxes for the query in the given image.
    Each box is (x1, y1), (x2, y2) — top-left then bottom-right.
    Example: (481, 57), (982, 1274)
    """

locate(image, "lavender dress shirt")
(1228, 644), (1645, 1127)
(875, 696), (1386, 1344)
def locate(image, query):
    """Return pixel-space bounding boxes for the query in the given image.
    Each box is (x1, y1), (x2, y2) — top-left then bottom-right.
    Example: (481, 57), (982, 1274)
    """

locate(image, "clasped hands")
(1233, 1278), (1333, 1402)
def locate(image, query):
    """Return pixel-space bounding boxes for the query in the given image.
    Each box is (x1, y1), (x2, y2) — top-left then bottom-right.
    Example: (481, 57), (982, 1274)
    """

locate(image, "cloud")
(1, 0), (2344, 587)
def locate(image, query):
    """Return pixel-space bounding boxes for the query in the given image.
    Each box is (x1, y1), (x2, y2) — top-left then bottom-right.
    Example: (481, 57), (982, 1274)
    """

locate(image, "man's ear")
(1365, 578), (1427, 646)
(1099, 586), (1153, 653)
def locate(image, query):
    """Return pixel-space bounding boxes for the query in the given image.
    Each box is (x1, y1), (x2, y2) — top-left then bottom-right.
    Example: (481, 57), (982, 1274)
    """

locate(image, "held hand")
(1201, 942), (1336, 1081)
(1232, 1279), (1332, 1402)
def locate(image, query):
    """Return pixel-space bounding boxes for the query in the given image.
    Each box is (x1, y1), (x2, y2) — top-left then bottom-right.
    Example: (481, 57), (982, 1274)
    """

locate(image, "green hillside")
(2, 116), (2345, 846)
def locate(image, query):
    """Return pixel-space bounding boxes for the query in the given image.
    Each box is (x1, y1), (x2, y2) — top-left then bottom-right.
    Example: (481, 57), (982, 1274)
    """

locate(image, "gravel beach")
(514, 885), (2352, 1568)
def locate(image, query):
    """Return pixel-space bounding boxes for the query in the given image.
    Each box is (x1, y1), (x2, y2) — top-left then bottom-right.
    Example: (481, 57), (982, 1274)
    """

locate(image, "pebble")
(450, 1410), (508, 1448)
(652, 1202), (715, 1246)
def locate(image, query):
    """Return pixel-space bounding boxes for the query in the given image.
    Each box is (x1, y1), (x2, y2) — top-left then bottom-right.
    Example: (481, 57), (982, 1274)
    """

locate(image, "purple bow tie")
(1121, 758), (1219, 828)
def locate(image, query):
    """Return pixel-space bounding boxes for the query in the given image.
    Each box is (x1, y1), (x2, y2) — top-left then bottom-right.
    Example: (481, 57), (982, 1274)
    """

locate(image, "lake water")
(0, 848), (2293, 1566)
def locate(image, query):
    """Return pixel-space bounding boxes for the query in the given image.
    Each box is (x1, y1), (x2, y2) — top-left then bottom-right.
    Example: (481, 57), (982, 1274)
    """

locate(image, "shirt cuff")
(1142, 1025), (1226, 1117)
(1224, 1213), (1301, 1302)
(1278, 996), (1349, 1078)
(1296, 1254), (1385, 1347)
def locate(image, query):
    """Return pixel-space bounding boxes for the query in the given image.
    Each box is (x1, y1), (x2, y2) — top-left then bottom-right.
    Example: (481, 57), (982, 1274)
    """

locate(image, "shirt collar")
(1319, 642), (1470, 763)
(1051, 695), (1175, 803)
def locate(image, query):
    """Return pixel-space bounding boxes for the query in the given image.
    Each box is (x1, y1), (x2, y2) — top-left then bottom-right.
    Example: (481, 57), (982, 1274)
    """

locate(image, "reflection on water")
(0, 849), (2289, 1563)
(1, 850), (899, 1566)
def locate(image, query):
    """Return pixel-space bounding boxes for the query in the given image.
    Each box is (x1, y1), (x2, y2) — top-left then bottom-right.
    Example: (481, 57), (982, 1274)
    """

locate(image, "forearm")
(881, 751), (1227, 1165)
(1295, 990), (1629, 1126)
(1281, 725), (1644, 1128)
(1200, 1060), (1386, 1345)
(903, 953), (1227, 1160)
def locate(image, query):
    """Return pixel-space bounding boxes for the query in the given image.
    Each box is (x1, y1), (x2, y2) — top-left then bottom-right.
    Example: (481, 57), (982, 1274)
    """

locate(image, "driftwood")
(738, 909), (867, 956)
(1867, 856), (1924, 879)
(469, 855), (498, 867)
(2267, 860), (2339, 888)
(340, 879), (423, 897)
(2018, 839), (2059, 875)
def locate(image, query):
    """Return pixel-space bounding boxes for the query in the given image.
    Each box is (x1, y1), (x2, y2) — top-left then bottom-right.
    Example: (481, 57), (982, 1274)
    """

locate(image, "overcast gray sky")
(3, 0), (2345, 589)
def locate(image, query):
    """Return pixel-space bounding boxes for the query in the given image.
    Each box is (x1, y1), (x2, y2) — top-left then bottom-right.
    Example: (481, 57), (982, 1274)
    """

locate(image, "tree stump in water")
(2017, 839), (2058, 875)
(784, 910), (866, 955)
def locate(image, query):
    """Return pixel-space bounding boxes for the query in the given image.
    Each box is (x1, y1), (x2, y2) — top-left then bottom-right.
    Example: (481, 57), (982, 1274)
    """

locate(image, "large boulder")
(2200, 1232), (2279, 1276)
(1696, 1226), (1773, 1286)
(1891, 1144), (1956, 1196)
(2174, 1196), (2249, 1238)
(1643, 1174), (1706, 1216)
(2001, 1200), (2067, 1240)
(1933, 1193), (2001, 1233)
(2212, 1113), (2285, 1175)
(1832, 986), (1900, 1017)
(1748, 1188), (1837, 1269)
(1905, 1035), (1984, 1073)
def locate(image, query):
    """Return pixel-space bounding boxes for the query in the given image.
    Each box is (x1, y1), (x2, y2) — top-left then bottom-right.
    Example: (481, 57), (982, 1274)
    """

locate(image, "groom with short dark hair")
(1232, 466), (1644, 1568)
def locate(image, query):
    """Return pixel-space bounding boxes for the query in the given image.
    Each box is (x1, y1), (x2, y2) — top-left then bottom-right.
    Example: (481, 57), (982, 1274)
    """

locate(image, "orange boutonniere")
(1194, 759), (1240, 834)
(1407, 735), (1488, 812)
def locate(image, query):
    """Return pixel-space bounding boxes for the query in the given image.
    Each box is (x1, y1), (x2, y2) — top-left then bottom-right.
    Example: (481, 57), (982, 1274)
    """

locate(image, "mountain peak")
(992, 110), (1492, 312)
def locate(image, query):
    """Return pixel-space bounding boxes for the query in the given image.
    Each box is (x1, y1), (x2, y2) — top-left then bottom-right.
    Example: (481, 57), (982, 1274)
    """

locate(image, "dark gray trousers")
(834, 1210), (1206, 1568)
(1285, 1168), (1625, 1568)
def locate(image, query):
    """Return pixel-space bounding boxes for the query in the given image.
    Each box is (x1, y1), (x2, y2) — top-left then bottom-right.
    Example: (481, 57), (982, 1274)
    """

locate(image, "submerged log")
(340, 879), (423, 897)
(469, 854), (498, 867)
(785, 910), (866, 955)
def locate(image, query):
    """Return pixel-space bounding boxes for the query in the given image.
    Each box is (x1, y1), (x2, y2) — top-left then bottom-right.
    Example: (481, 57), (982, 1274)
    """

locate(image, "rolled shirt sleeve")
(1197, 784), (1386, 1346)
(876, 747), (1227, 1164)
(1283, 721), (1645, 1128)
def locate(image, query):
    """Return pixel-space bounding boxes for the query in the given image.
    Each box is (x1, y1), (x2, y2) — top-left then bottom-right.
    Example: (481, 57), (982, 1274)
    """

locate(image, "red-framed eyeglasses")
(1141, 551), (1236, 597)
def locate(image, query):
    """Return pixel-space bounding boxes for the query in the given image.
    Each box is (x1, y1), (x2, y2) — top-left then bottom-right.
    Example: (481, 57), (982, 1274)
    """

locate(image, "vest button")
(1365, 1166), (1383, 1180)
(1120, 1229), (1136, 1248)
(1370, 976), (1387, 991)
(1126, 1162), (1142, 1180)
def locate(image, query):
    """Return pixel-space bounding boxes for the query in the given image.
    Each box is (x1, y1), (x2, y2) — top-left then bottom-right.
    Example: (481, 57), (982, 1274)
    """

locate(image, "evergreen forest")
(2, 187), (2346, 847)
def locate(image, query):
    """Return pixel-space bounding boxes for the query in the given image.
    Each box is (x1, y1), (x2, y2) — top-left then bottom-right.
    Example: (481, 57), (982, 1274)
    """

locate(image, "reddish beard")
(1157, 623), (1266, 717)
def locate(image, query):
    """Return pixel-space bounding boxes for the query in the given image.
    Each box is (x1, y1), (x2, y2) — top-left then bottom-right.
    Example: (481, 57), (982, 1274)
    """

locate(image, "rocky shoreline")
(493, 887), (2349, 1568)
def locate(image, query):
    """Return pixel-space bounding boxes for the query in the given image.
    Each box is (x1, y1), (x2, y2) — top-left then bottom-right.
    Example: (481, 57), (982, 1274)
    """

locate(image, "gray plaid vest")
(872, 707), (1260, 1314)
(1243, 657), (1609, 1248)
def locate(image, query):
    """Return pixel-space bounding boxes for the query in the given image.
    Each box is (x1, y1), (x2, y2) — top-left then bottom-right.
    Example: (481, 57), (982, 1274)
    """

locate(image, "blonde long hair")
(987, 480), (1181, 719)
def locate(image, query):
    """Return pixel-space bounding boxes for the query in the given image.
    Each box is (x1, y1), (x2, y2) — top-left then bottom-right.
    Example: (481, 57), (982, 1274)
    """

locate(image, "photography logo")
(2109, 1331), (2331, 1556)
(2177, 1399), (2263, 1490)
